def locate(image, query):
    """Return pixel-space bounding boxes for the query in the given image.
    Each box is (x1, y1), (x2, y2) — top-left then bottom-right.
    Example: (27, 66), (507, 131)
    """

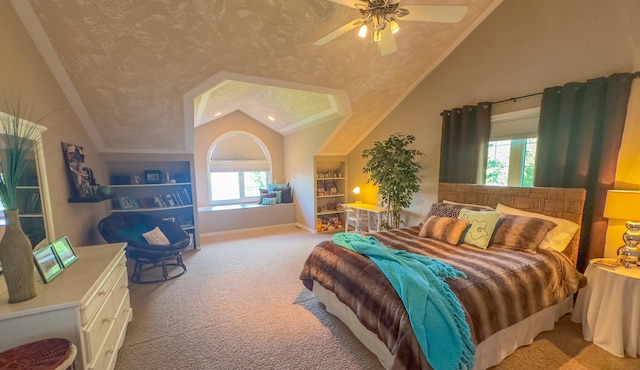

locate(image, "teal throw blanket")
(332, 233), (475, 370)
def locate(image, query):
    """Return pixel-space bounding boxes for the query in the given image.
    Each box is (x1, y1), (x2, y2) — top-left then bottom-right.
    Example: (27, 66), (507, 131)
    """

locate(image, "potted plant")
(0, 97), (48, 303)
(362, 133), (423, 229)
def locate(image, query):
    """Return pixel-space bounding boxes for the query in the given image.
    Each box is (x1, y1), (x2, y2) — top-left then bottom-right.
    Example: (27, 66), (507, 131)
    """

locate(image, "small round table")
(0, 338), (76, 369)
(571, 260), (640, 358)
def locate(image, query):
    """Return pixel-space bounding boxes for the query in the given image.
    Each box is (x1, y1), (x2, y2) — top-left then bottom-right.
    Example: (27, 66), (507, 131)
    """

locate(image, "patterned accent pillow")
(457, 209), (501, 249)
(491, 214), (558, 253)
(495, 203), (578, 252)
(427, 203), (462, 219)
(267, 182), (289, 191)
(423, 202), (494, 227)
(261, 197), (278, 205)
(419, 215), (470, 245)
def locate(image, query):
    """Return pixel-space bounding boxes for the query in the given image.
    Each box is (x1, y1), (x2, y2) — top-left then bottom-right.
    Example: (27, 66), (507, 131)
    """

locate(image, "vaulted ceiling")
(11, 0), (500, 154)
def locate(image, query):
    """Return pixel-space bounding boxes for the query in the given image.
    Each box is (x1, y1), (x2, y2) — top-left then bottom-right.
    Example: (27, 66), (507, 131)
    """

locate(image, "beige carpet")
(115, 226), (639, 370)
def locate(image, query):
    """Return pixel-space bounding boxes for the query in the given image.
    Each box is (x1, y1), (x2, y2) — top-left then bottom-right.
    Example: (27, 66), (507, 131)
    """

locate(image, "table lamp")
(603, 190), (640, 268)
(353, 186), (362, 203)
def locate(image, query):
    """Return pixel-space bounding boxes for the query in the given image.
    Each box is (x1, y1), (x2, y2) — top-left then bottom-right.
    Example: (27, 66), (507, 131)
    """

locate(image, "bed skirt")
(312, 282), (573, 370)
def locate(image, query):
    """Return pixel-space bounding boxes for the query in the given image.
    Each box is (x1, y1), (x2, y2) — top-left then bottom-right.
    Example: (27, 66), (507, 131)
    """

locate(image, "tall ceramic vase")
(0, 209), (36, 303)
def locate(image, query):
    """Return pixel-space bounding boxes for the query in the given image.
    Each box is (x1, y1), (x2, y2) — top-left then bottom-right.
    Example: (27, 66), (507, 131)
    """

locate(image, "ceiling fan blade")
(327, 0), (359, 9)
(401, 5), (468, 23)
(378, 27), (397, 56)
(313, 20), (360, 46)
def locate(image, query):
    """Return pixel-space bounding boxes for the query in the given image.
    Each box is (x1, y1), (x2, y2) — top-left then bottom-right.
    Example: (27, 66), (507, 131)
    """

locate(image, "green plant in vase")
(0, 97), (48, 303)
(362, 133), (423, 230)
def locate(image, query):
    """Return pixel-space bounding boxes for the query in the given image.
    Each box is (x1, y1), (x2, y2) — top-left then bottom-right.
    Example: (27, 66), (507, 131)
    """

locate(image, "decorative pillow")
(419, 215), (470, 245)
(261, 197), (278, 205)
(491, 214), (558, 253)
(276, 187), (293, 203)
(495, 203), (579, 252)
(142, 226), (171, 246)
(258, 189), (272, 204)
(271, 190), (282, 204)
(424, 202), (494, 226)
(426, 203), (462, 219)
(457, 209), (501, 249)
(267, 182), (289, 191)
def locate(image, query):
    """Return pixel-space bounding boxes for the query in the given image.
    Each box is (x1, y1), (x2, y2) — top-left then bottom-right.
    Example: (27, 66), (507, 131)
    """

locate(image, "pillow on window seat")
(276, 187), (293, 203)
(258, 189), (271, 204)
(261, 197), (278, 205)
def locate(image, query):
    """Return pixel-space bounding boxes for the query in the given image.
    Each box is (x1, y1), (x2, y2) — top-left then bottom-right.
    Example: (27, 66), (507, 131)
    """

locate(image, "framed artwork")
(62, 142), (96, 199)
(119, 196), (134, 209)
(144, 170), (162, 184)
(33, 245), (64, 283)
(51, 236), (78, 268)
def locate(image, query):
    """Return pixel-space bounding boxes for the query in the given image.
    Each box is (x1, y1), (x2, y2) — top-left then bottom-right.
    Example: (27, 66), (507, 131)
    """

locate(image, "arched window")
(208, 132), (271, 205)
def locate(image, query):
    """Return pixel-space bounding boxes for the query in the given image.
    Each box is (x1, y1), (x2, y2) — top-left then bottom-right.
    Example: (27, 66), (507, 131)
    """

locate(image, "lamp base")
(619, 221), (640, 268)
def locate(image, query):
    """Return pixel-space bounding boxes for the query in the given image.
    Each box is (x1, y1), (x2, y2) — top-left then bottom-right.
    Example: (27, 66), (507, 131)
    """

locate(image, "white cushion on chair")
(142, 227), (171, 245)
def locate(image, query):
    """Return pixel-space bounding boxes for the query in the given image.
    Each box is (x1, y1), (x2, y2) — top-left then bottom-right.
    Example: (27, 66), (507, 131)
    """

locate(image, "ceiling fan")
(314, 0), (468, 56)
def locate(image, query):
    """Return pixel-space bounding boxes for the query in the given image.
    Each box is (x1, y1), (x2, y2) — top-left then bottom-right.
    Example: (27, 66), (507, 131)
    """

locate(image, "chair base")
(131, 253), (187, 284)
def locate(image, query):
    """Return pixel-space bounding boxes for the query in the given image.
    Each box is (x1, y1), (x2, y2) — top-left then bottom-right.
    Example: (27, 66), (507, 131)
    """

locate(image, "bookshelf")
(314, 157), (346, 233)
(104, 155), (199, 248)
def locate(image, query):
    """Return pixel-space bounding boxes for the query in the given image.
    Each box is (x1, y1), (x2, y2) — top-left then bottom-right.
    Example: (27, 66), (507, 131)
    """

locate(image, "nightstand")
(571, 260), (640, 358)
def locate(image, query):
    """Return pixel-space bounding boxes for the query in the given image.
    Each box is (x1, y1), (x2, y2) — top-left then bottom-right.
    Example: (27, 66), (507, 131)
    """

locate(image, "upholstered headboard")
(438, 183), (586, 266)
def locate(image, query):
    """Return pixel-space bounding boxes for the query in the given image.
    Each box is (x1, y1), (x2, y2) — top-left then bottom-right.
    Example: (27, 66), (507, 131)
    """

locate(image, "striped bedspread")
(299, 227), (586, 369)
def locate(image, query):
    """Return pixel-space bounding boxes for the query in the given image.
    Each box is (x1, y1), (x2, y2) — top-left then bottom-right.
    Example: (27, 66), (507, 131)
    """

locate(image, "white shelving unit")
(314, 157), (347, 233)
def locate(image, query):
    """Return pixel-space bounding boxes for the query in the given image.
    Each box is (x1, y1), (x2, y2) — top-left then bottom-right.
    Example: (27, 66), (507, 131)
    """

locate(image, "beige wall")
(0, 1), (110, 246)
(348, 0), (640, 252)
(284, 119), (340, 230)
(193, 111), (285, 207)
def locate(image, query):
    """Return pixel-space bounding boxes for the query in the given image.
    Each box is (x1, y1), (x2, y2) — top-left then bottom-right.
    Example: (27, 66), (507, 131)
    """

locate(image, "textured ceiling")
(12, 0), (500, 154)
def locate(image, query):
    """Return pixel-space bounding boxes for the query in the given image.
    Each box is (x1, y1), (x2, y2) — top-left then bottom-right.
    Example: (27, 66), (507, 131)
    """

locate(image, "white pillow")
(495, 203), (579, 252)
(142, 226), (171, 246)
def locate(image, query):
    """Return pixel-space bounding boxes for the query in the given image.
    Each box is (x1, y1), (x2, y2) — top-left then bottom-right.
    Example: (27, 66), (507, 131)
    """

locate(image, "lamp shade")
(603, 190), (640, 221)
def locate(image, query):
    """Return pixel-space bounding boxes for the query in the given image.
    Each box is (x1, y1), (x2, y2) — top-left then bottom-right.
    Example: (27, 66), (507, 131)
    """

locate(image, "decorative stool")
(0, 338), (76, 370)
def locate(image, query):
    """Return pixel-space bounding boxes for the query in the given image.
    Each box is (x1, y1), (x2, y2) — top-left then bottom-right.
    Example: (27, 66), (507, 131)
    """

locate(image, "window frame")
(207, 132), (272, 206)
(485, 108), (540, 187)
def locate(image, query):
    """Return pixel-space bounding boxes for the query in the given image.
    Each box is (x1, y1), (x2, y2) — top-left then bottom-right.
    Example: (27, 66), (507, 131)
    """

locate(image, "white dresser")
(0, 243), (132, 370)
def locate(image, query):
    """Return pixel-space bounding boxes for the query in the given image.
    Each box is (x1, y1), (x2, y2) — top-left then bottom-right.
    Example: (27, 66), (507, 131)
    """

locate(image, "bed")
(300, 183), (587, 370)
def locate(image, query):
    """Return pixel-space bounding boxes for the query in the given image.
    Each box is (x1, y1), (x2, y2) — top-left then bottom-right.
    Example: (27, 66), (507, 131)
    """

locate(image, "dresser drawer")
(80, 253), (127, 325)
(88, 315), (121, 370)
(83, 290), (116, 364)
(111, 265), (129, 310)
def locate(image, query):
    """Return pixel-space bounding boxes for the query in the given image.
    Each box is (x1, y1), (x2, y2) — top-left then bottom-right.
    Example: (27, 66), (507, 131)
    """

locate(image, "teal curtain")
(439, 103), (491, 184)
(534, 73), (635, 271)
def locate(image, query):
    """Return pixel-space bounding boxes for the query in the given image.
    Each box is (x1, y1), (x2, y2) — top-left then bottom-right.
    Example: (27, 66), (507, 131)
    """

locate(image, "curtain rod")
(492, 92), (543, 105)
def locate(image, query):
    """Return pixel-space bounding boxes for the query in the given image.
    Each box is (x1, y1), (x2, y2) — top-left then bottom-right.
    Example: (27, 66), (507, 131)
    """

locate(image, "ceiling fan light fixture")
(373, 28), (383, 42)
(390, 19), (400, 34)
(358, 24), (368, 38)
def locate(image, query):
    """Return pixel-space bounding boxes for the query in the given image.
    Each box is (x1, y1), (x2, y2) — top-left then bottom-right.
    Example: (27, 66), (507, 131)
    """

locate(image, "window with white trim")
(485, 108), (539, 187)
(208, 132), (271, 205)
